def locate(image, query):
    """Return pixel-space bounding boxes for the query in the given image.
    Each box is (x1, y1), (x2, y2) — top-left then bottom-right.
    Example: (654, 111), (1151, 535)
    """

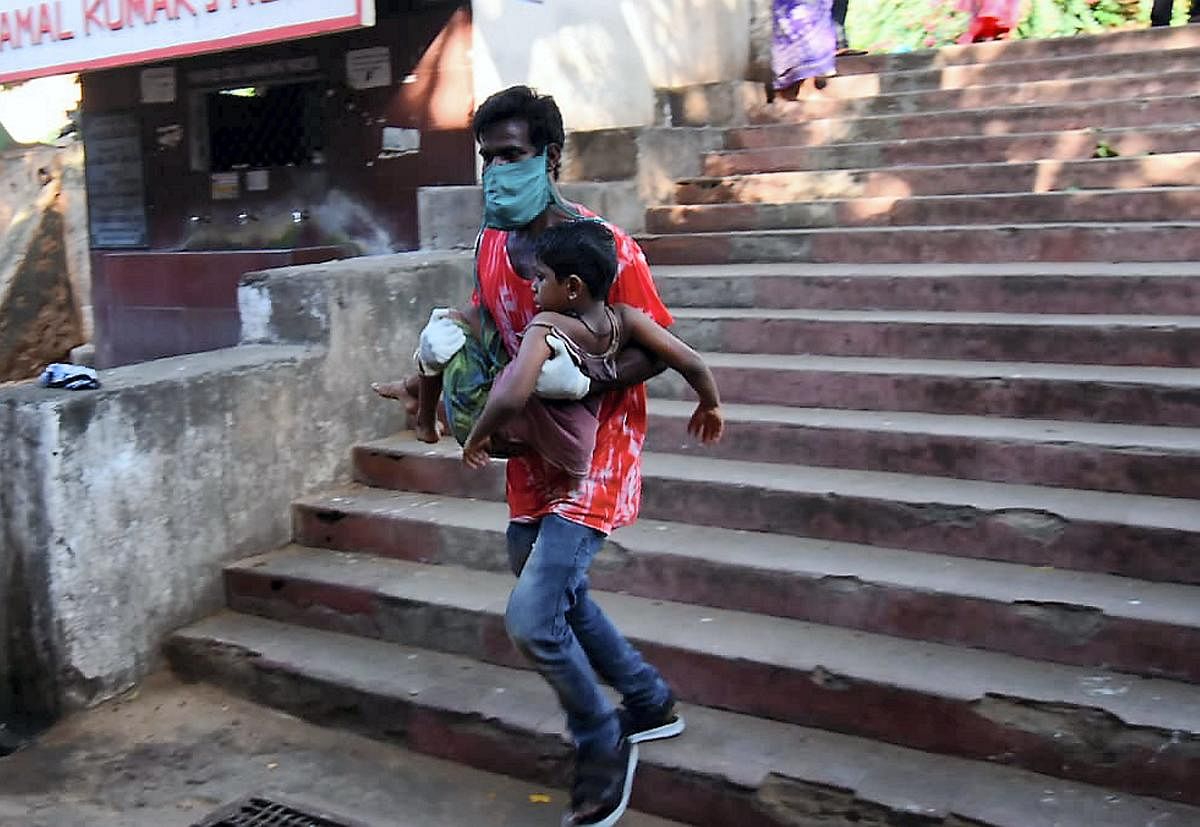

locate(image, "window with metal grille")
(205, 81), (324, 172)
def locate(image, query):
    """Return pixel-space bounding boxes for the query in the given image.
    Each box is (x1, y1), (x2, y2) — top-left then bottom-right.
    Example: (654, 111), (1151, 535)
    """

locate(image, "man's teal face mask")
(482, 152), (554, 230)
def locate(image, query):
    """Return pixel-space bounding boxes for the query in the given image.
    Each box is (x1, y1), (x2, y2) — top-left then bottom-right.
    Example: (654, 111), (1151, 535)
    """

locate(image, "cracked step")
(289, 488), (1200, 681)
(217, 550), (1200, 803)
(727, 94), (1200, 148)
(675, 153), (1200, 204)
(167, 613), (1200, 827)
(761, 69), (1200, 120)
(643, 399), (1200, 498)
(638, 222), (1200, 265)
(351, 437), (1200, 584)
(646, 351), (1200, 426)
(705, 125), (1200, 175)
(652, 262), (1200, 314)
(667, 307), (1200, 367)
(647, 189), (1200, 234)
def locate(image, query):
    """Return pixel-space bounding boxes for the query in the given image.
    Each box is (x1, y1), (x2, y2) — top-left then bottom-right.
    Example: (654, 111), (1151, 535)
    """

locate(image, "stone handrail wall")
(0, 250), (474, 718)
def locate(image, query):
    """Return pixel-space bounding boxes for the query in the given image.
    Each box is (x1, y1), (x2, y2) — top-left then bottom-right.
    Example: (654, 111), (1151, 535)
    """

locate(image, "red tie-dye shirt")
(473, 216), (672, 535)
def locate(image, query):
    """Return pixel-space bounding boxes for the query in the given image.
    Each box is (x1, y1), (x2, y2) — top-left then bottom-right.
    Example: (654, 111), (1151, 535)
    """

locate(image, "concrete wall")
(0, 250), (475, 718)
(81, 5), (475, 255)
(471, 0), (753, 130)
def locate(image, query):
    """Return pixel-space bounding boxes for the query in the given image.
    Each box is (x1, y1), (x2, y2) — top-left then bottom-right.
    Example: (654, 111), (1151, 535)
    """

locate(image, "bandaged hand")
(417, 308), (467, 375)
(535, 335), (590, 400)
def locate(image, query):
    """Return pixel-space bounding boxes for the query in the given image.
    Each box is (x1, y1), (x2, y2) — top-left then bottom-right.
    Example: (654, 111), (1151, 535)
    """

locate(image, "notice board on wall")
(84, 113), (148, 248)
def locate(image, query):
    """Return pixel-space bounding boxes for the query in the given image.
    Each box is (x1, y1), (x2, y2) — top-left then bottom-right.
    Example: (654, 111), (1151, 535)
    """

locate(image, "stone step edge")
(651, 262), (1200, 278)
(639, 220), (1200, 239)
(758, 66), (1200, 110)
(676, 152), (1200, 191)
(667, 307), (1200, 327)
(289, 487), (1200, 631)
(167, 613), (1200, 827)
(740, 91), (1200, 137)
(679, 351), (1200, 388)
(651, 185), (1200, 215)
(710, 123), (1200, 160)
(358, 436), (1200, 533)
(644, 399), (1200, 456)
(226, 548), (1200, 734)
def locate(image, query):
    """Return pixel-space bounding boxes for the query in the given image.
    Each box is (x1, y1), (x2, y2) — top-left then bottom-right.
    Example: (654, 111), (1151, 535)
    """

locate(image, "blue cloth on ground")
(38, 363), (100, 390)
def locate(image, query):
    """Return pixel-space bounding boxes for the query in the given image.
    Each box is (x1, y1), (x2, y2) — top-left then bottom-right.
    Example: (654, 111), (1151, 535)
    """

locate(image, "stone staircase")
(169, 25), (1200, 827)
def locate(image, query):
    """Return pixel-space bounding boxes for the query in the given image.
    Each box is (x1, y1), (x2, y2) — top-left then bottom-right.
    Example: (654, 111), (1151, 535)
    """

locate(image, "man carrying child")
(393, 85), (721, 827)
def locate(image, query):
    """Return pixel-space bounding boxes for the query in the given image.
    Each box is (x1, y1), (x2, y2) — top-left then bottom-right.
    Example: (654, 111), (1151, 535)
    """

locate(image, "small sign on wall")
(346, 46), (392, 90)
(140, 67), (177, 104)
(211, 172), (240, 201)
(381, 127), (420, 156)
(246, 169), (270, 192)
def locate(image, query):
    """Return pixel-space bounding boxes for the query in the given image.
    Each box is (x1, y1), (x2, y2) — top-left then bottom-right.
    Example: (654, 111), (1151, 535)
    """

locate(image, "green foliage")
(845, 0), (967, 53)
(845, 0), (1167, 52)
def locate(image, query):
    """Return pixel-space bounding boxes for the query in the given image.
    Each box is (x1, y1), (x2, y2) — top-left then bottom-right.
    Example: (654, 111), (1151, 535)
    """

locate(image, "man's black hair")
(534, 220), (618, 301)
(472, 85), (566, 156)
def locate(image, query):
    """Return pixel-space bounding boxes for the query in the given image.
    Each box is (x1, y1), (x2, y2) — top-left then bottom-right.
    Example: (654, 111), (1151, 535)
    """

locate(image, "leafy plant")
(846, 0), (1167, 52)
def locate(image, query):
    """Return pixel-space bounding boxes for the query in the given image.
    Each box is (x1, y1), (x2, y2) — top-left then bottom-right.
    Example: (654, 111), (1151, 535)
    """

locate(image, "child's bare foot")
(371, 381), (409, 400)
(414, 419), (441, 444)
(372, 375), (421, 416)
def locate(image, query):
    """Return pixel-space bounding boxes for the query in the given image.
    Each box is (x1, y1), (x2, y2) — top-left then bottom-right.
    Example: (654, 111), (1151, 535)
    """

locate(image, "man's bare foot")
(415, 419), (441, 444)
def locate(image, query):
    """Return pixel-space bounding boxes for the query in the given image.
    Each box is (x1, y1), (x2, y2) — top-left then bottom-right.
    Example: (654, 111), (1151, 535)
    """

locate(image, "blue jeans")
(505, 515), (671, 756)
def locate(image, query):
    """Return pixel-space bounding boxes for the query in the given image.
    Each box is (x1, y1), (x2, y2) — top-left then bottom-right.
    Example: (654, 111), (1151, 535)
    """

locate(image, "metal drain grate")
(193, 795), (372, 827)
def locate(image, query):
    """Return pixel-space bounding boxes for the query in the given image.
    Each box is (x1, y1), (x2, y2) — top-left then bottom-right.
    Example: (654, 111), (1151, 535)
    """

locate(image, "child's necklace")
(569, 308), (613, 344)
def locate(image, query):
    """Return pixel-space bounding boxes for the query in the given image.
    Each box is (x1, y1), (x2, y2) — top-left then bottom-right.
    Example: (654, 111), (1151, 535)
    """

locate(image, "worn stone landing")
(0, 672), (678, 827)
(168, 614), (1200, 827)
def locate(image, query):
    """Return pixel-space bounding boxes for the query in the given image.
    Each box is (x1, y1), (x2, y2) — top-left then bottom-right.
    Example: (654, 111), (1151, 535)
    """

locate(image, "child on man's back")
(460, 220), (723, 473)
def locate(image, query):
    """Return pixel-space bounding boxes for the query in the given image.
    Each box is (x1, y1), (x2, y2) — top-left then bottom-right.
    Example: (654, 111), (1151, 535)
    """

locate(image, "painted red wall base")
(91, 247), (344, 368)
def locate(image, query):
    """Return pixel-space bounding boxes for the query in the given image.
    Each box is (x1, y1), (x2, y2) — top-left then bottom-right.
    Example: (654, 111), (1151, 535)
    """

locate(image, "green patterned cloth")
(439, 310), (509, 448)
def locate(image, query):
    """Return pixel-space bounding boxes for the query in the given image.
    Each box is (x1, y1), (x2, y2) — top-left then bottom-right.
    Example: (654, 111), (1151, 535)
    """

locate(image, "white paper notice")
(140, 67), (177, 104)
(381, 127), (420, 155)
(211, 172), (239, 201)
(346, 47), (392, 90)
(246, 169), (270, 192)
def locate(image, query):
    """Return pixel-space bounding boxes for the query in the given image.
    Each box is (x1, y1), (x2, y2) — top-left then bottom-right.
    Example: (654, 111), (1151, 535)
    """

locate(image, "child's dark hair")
(473, 86), (565, 178)
(534, 220), (618, 301)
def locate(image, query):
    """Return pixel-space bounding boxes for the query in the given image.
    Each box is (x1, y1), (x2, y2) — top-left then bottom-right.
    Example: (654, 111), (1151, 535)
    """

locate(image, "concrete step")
(706, 124), (1200, 175)
(648, 188), (1200, 234)
(676, 154), (1200, 204)
(352, 437), (1200, 584)
(652, 263), (1200, 315)
(167, 613), (1200, 827)
(638, 222), (1200, 265)
(818, 45), (1200, 100)
(217, 550), (1200, 804)
(735, 94), (1200, 146)
(766, 68), (1200, 120)
(646, 352), (1200, 427)
(287, 489), (1200, 681)
(643, 399), (1200, 498)
(834, 26), (1200, 77)
(667, 307), (1200, 368)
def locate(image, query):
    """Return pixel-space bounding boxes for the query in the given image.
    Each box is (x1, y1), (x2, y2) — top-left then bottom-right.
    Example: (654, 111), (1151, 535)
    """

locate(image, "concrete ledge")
(418, 182), (645, 250)
(0, 250), (475, 718)
(654, 82), (768, 128)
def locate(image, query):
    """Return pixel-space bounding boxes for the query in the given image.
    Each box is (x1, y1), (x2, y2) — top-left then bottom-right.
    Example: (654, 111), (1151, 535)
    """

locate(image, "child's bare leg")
(415, 373), (443, 444)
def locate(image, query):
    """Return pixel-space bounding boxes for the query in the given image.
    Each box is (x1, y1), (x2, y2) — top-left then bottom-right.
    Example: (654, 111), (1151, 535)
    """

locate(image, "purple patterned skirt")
(772, 0), (837, 89)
